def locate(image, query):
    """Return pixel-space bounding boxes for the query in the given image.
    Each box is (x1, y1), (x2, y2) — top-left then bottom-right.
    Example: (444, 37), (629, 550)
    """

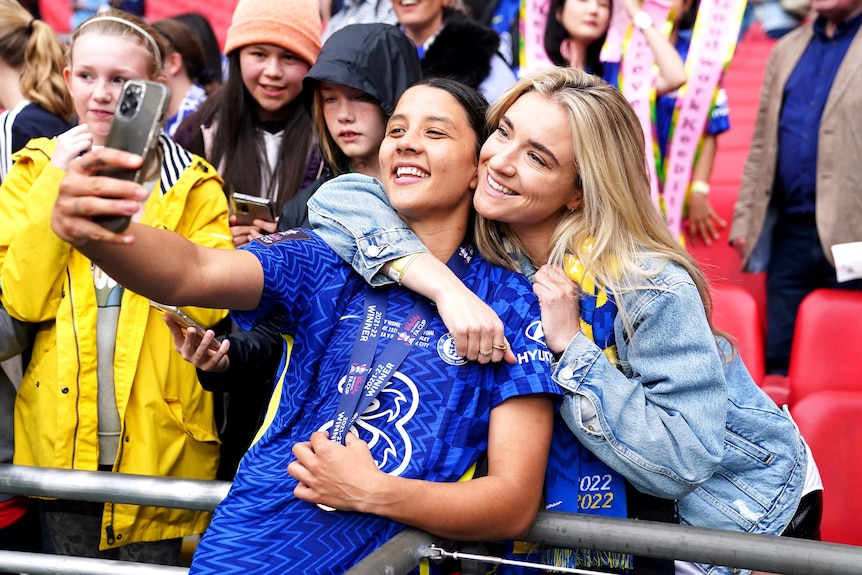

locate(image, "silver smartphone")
(96, 79), (170, 232)
(231, 192), (276, 226)
(149, 301), (221, 352)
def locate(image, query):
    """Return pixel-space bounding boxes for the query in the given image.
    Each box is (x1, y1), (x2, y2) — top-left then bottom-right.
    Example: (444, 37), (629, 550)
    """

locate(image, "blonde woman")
(306, 68), (822, 575)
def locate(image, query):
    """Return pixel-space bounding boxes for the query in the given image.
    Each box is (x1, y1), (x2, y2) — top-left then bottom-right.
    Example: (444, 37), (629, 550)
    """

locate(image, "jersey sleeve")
(231, 230), (345, 333)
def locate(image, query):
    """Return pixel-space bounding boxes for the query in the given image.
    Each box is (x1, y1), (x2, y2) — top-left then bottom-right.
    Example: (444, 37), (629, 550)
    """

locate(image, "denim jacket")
(307, 176), (808, 575)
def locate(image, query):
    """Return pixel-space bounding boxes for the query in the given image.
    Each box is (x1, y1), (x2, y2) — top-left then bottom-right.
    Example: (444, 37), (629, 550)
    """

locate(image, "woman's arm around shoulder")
(308, 174), (514, 362)
(307, 173), (428, 285)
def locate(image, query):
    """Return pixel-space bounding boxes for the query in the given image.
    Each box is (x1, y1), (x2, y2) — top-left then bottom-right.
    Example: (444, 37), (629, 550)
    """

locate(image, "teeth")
(401, 0), (418, 5)
(396, 167), (429, 178)
(487, 174), (515, 195)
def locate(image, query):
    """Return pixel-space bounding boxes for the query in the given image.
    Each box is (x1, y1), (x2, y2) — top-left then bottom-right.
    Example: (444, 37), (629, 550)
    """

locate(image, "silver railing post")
(0, 464), (230, 510)
(0, 551), (189, 575)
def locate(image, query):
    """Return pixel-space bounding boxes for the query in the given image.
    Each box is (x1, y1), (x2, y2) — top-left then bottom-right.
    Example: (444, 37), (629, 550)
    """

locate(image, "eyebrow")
(389, 113), (457, 128)
(501, 115), (561, 167)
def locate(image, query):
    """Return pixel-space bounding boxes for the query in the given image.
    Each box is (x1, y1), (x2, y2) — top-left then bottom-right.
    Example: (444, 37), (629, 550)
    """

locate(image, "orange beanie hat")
(224, 0), (322, 67)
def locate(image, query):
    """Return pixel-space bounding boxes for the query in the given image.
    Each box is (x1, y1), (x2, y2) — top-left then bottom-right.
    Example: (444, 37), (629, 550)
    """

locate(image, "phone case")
(96, 80), (171, 232)
(231, 192), (276, 225)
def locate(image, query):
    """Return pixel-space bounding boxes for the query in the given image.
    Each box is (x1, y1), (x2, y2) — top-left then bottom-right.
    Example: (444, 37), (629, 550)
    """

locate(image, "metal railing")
(2, 464), (861, 575)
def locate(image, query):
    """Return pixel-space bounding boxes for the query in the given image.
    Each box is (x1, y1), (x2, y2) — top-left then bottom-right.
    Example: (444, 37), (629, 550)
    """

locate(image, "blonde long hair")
(475, 68), (719, 336)
(0, 0), (73, 120)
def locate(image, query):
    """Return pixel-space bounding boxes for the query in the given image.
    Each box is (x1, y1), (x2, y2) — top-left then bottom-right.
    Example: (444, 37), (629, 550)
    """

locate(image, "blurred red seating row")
(711, 287), (862, 545)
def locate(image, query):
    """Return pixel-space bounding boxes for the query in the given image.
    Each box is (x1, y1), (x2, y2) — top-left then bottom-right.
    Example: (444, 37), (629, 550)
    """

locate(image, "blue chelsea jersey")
(189, 230), (559, 575)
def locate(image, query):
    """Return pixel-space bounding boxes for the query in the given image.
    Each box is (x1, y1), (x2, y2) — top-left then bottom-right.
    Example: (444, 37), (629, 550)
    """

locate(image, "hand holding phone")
(231, 192), (276, 226)
(96, 79), (170, 233)
(150, 301), (222, 354)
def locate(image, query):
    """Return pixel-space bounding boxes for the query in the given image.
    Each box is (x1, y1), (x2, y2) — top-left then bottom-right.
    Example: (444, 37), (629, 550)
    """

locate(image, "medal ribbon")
(329, 244), (474, 445)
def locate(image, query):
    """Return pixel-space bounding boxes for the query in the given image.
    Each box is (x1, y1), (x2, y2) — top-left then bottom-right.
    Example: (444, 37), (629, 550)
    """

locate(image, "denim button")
(560, 367), (575, 380)
(366, 245), (382, 257)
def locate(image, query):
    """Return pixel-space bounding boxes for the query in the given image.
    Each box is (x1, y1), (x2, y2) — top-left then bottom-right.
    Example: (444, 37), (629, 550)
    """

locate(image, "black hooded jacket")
(420, 10), (501, 91)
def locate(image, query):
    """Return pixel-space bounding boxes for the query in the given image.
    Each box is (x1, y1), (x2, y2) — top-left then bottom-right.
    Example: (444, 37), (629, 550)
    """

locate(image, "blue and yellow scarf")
(504, 252), (632, 573)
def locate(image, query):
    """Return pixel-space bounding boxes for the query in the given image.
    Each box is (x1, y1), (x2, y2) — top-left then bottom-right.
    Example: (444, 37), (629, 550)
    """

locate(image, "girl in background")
(174, 0), (324, 247)
(0, 0), (74, 180)
(544, 0), (686, 94)
(174, 12), (225, 93)
(0, 10), (232, 564)
(152, 17), (209, 138)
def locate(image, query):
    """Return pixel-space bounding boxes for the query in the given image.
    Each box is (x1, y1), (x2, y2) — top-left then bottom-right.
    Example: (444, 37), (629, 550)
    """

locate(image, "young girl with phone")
(0, 10), (232, 564)
(178, 23), (423, 481)
(173, 0), (324, 247)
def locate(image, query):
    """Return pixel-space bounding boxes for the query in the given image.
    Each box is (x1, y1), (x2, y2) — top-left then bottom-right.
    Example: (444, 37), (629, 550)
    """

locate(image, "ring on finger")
(478, 349), (493, 356)
(492, 343), (508, 351)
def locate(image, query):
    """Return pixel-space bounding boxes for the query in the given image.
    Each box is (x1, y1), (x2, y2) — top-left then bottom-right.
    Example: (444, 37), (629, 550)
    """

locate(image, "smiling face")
(557, 0), (611, 45)
(239, 44), (310, 121)
(393, 0), (451, 45)
(320, 82), (386, 169)
(64, 34), (153, 146)
(379, 84), (479, 229)
(474, 91), (581, 250)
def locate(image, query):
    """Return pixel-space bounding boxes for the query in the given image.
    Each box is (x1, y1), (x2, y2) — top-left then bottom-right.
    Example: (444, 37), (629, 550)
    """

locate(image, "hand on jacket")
(533, 264), (580, 354)
(51, 125), (93, 171)
(730, 236), (747, 258)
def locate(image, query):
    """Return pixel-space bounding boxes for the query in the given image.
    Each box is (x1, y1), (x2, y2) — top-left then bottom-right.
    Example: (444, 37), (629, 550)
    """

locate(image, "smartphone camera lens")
(119, 85), (141, 117)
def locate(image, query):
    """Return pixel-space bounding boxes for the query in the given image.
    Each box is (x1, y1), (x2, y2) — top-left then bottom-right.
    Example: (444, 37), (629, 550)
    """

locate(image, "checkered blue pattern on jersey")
(189, 230), (558, 575)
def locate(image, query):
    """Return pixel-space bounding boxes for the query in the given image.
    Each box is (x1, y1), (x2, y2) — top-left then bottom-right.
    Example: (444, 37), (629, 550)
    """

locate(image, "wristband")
(633, 10), (653, 30)
(386, 253), (419, 284)
(690, 181), (711, 195)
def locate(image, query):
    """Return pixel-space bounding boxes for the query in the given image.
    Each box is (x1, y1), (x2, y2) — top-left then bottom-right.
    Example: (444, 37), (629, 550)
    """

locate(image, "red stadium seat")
(787, 289), (862, 406)
(710, 284), (765, 387)
(791, 391), (862, 545)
